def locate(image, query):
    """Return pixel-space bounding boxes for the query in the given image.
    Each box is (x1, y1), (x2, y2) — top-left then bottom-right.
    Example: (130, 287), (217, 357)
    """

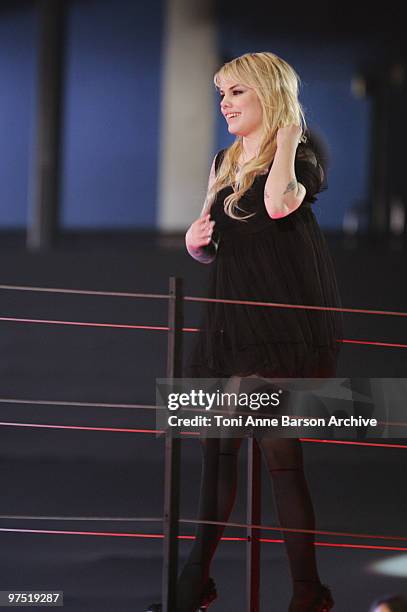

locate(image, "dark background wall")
(0, 3), (37, 228)
(0, 240), (406, 612)
(0, 0), (164, 231)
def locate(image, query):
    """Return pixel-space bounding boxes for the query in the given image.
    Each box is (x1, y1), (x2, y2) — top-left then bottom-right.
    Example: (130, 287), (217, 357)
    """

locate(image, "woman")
(148, 51), (342, 611)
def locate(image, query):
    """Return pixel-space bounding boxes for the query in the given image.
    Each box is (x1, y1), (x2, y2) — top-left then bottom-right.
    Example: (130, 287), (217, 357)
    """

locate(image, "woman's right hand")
(185, 213), (215, 250)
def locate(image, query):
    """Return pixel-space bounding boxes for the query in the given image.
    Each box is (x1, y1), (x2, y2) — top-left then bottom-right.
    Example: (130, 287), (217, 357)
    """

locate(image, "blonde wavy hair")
(205, 51), (307, 220)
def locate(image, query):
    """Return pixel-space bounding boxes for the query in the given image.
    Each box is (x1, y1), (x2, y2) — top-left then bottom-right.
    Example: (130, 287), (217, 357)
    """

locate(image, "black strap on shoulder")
(214, 148), (226, 175)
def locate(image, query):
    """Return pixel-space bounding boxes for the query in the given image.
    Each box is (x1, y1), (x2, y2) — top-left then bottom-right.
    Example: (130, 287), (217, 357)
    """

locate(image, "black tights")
(176, 380), (321, 611)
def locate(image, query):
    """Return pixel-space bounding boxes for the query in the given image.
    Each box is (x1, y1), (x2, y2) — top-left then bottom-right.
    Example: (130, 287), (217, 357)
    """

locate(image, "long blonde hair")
(206, 51), (307, 220)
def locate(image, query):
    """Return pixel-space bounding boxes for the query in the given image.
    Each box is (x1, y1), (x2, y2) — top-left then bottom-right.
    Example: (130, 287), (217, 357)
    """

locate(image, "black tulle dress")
(186, 142), (343, 379)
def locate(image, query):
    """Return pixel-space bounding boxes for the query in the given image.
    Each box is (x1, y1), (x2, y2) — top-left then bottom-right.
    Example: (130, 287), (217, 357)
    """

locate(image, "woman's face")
(218, 78), (263, 139)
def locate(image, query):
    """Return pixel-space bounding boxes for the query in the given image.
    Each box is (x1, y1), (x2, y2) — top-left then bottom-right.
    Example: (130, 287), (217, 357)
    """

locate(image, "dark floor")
(0, 232), (406, 611)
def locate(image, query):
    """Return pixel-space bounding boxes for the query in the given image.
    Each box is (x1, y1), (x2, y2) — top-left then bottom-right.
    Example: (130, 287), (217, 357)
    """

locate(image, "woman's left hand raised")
(276, 124), (302, 148)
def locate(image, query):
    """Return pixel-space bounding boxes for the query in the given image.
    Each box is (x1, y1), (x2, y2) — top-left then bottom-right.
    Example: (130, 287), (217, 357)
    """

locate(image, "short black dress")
(186, 142), (343, 379)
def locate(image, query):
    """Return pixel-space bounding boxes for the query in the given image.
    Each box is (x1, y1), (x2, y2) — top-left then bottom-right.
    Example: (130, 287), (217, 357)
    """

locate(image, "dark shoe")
(289, 584), (334, 611)
(314, 585), (334, 611)
(198, 576), (217, 610)
(146, 576), (217, 612)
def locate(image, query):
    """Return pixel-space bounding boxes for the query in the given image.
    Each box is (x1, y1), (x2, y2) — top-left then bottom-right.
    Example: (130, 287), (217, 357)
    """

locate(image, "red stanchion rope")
(0, 526), (406, 553)
(1, 283), (406, 318)
(1, 285), (406, 556)
(0, 316), (405, 349)
(0, 420), (406, 449)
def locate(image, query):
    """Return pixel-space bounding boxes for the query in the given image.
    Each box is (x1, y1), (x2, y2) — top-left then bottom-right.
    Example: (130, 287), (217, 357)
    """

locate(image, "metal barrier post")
(162, 277), (183, 612)
(246, 435), (262, 611)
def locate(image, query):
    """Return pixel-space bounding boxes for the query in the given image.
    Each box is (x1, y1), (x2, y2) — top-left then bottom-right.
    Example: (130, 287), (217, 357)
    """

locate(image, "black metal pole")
(162, 277), (183, 612)
(246, 435), (262, 611)
(27, 0), (65, 250)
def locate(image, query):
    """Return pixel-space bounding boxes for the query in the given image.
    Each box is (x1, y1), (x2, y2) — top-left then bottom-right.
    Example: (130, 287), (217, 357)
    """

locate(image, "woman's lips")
(226, 113), (241, 121)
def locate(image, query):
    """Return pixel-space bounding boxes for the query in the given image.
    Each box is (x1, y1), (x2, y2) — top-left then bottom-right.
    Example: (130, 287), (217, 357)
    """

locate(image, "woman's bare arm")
(185, 155), (218, 264)
(264, 126), (306, 219)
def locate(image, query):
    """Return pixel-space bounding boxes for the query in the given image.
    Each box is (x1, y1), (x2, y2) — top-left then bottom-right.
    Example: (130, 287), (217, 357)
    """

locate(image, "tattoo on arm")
(265, 178), (303, 206)
(283, 179), (298, 195)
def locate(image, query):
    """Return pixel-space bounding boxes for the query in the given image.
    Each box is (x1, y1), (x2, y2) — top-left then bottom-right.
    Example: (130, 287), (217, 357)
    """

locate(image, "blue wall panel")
(0, 7), (37, 228)
(60, 0), (163, 228)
